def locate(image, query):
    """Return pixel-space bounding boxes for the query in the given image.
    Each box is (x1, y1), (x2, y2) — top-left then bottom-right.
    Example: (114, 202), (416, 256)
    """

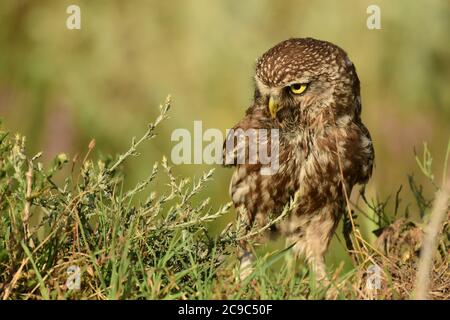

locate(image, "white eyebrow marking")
(255, 76), (273, 95)
(255, 75), (311, 95)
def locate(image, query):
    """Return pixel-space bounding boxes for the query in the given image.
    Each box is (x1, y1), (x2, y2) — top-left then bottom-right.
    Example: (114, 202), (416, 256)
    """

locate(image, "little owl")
(223, 38), (374, 280)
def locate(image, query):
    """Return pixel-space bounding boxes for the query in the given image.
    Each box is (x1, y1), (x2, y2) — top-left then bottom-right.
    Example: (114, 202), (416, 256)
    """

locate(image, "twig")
(22, 152), (42, 249)
(413, 177), (450, 300)
(443, 138), (450, 187)
(332, 130), (368, 264)
(162, 202), (232, 231)
(2, 257), (28, 300)
(23, 160), (33, 242)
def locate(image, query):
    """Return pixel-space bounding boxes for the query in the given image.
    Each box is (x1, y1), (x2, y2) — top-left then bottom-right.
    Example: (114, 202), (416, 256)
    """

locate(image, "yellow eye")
(289, 83), (308, 95)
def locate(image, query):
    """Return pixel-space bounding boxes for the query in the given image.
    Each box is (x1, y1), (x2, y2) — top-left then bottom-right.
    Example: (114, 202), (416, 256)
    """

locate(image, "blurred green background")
(1, 0), (449, 268)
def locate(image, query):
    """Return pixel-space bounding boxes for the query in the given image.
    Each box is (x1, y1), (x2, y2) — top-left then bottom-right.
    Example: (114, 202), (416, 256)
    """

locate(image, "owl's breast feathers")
(224, 109), (374, 227)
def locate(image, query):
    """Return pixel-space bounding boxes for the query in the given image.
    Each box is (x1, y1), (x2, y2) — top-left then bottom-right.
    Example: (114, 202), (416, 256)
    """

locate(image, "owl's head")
(254, 38), (360, 127)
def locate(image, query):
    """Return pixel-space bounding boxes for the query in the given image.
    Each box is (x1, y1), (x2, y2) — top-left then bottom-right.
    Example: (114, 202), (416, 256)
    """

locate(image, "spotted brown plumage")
(224, 38), (374, 279)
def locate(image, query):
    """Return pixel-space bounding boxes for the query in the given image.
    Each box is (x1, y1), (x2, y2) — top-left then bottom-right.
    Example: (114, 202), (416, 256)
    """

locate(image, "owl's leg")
(288, 237), (327, 281)
(298, 212), (342, 300)
(238, 241), (254, 280)
(236, 206), (255, 280)
(288, 208), (340, 283)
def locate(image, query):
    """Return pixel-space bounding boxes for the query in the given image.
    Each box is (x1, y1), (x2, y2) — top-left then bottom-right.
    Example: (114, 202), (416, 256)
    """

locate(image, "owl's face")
(254, 38), (360, 128)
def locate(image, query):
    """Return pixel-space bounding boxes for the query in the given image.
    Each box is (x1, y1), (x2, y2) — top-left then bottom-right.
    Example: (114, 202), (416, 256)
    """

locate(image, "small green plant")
(0, 97), (234, 299)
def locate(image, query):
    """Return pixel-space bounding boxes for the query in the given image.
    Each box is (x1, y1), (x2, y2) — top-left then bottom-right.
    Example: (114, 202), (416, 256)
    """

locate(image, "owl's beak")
(268, 95), (279, 119)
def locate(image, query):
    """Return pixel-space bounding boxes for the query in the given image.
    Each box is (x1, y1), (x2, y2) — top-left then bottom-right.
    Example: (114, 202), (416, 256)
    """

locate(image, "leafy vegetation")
(0, 98), (448, 300)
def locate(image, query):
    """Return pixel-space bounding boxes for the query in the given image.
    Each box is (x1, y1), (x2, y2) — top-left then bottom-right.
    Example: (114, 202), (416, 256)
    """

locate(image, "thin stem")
(414, 178), (450, 299)
(108, 96), (170, 174)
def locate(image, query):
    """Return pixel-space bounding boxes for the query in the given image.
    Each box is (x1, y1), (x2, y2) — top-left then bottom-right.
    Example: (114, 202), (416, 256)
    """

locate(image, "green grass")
(0, 97), (448, 300)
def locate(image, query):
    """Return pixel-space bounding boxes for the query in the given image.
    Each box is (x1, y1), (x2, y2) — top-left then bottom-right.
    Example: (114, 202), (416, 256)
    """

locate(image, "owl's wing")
(355, 121), (375, 184)
(222, 106), (273, 172)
